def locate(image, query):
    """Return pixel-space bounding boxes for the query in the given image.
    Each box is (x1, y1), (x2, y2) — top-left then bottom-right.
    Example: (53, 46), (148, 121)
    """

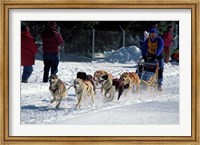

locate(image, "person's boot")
(43, 76), (49, 83)
(21, 80), (28, 83)
(157, 84), (163, 91)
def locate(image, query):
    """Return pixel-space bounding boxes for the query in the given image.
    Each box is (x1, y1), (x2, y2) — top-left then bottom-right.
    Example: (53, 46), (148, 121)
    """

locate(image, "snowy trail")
(21, 59), (179, 125)
(56, 101), (179, 125)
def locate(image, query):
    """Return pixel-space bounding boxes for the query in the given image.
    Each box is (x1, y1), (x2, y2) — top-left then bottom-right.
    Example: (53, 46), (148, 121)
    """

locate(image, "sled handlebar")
(138, 58), (159, 66)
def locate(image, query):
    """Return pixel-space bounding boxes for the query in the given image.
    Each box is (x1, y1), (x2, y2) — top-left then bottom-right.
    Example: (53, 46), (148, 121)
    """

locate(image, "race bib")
(147, 37), (157, 54)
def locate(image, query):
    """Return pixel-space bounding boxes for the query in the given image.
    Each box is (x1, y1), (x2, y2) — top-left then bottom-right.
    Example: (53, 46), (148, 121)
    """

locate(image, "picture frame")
(0, 0), (199, 144)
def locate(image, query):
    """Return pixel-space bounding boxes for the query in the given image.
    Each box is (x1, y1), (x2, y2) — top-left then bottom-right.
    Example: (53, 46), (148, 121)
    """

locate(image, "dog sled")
(136, 58), (159, 89)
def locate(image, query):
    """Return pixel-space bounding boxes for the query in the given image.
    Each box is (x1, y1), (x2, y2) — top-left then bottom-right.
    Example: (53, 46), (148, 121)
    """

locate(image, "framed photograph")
(1, 0), (199, 144)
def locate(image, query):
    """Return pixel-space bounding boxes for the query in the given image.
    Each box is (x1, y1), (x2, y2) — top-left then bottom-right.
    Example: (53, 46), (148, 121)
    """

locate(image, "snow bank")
(104, 46), (142, 63)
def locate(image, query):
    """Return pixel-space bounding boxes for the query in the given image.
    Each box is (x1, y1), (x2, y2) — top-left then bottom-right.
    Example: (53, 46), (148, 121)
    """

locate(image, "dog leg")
(101, 85), (106, 95)
(124, 90), (128, 97)
(101, 85), (103, 94)
(55, 97), (62, 108)
(125, 87), (131, 97)
(104, 91), (108, 97)
(91, 92), (95, 104)
(131, 85), (134, 93)
(51, 93), (59, 102)
(105, 94), (112, 100)
(128, 87), (132, 95)
(49, 90), (54, 96)
(50, 98), (56, 103)
(118, 86), (124, 100)
(136, 84), (140, 93)
(49, 89), (56, 103)
(110, 93), (115, 101)
(90, 86), (95, 103)
(76, 96), (82, 109)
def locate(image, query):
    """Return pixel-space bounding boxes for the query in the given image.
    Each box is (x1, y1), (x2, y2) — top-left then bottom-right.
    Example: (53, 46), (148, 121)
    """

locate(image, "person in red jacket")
(41, 22), (64, 83)
(21, 24), (38, 83)
(163, 25), (174, 63)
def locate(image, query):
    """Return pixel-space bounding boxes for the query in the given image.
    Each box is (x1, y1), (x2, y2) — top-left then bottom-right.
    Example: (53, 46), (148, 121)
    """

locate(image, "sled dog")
(49, 74), (67, 108)
(74, 78), (95, 108)
(120, 72), (141, 95)
(76, 71), (95, 93)
(99, 74), (124, 100)
(94, 70), (113, 93)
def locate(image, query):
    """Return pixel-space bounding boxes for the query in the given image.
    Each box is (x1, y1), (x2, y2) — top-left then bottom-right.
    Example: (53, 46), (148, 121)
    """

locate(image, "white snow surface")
(21, 46), (179, 125)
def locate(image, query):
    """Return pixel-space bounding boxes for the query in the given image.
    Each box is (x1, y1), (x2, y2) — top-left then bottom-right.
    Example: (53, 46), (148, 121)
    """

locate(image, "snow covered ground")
(20, 46), (179, 125)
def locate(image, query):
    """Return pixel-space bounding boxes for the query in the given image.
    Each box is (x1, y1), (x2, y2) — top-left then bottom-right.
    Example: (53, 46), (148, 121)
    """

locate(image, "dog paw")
(75, 104), (81, 109)
(50, 99), (55, 103)
(55, 105), (60, 108)
(74, 107), (78, 110)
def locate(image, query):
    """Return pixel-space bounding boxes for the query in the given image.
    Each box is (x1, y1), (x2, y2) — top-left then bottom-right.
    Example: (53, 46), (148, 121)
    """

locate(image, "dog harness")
(50, 79), (66, 95)
(51, 87), (58, 94)
(106, 85), (112, 93)
(103, 79), (113, 94)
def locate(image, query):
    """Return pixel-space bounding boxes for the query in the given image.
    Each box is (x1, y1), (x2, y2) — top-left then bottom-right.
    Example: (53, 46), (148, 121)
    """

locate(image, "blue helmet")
(149, 28), (158, 35)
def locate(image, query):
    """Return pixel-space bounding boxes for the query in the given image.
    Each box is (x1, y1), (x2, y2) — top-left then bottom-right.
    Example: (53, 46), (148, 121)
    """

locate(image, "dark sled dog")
(99, 74), (124, 100)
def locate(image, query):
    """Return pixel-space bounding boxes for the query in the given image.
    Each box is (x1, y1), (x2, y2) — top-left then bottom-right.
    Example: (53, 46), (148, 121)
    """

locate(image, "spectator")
(142, 28), (164, 91)
(143, 31), (149, 41)
(21, 23), (38, 83)
(163, 25), (174, 63)
(41, 22), (64, 83)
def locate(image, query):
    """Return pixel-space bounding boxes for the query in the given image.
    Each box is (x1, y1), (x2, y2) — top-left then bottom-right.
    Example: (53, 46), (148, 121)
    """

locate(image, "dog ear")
(86, 75), (93, 80)
(102, 74), (108, 80)
(55, 74), (58, 79)
(77, 72), (87, 80)
(50, 74), (58, 79)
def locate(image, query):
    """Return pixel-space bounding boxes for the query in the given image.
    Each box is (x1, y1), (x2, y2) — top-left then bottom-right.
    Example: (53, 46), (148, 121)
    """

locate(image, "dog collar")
(103, 79), (112, 93)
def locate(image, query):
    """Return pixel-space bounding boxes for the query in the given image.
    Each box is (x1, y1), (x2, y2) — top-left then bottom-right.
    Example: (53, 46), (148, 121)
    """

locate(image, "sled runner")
(136, 58), (159, 89)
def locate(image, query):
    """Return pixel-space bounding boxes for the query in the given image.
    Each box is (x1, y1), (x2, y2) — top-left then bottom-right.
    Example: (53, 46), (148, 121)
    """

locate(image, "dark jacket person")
(41, 22), (64, 83)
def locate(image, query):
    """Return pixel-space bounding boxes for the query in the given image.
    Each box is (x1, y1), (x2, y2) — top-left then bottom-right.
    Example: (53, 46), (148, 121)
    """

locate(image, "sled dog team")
(49, 70), (141, 109)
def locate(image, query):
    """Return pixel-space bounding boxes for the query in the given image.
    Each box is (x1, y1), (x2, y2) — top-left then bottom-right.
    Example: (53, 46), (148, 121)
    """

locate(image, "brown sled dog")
(120, 72), (141, 95)
(49, 74), (67, 108)
(94, 70), (113, 93)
